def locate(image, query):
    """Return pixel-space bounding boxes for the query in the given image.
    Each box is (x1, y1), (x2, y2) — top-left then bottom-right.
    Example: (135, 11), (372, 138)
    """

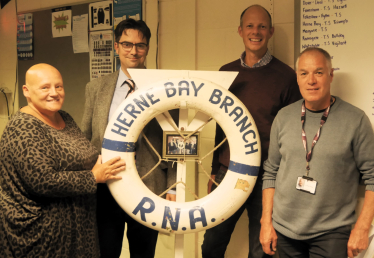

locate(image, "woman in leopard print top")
(0, 64), (125, 257)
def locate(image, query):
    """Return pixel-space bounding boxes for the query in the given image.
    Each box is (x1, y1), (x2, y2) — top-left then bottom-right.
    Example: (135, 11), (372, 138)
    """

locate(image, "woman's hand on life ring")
(92, 155), (125, 183)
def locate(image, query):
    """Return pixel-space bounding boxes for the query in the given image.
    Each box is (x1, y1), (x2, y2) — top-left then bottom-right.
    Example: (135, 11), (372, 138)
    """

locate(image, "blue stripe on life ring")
(228, 161), (259, 176)
(102, 138), (136, 152)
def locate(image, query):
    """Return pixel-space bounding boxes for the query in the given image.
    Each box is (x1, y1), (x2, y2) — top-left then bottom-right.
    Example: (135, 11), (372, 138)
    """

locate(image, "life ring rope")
(139, 114), (221, 199)
(200, 137), (227, 187)
(160, 180), (199, 200)
(160, 139), (227, 199)
(139, 131), (163, 181)
(160, 111), (213, 141)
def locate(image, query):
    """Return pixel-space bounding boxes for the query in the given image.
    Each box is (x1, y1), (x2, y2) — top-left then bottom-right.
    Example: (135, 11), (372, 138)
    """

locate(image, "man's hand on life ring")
(166, 193), (176, 202)
(207, 175), (216, 194)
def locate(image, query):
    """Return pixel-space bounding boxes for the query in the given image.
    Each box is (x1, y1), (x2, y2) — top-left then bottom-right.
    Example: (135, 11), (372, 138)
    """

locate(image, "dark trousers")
(201, 170), (271, 258)
(96, 184), (159, 258)
(276, 226), (351, 258)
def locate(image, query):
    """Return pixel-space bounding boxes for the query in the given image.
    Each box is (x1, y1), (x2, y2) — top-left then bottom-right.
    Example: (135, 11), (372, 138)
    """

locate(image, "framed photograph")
(162, 131), (200, 159)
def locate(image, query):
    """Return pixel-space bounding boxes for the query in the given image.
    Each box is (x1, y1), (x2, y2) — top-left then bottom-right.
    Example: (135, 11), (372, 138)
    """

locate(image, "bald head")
(25, 63), (62, 87)
(240, 5), (272, 29)
(23, 63), (65, 114)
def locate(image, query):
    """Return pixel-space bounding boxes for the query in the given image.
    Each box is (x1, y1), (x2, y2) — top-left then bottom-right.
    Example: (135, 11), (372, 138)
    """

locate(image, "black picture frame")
(162, 131), (200, 159)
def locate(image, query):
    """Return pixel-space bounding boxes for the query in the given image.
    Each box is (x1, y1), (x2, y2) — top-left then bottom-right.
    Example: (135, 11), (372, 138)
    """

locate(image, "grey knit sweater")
(263, 97), (374, 240)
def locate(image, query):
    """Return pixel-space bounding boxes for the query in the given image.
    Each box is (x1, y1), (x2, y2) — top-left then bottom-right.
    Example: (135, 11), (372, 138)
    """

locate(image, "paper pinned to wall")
(113, 0), (142, 29)
(72, 14), (89, 53)
(89, 30), (114, 81)
(52, 8), (72, 38)
(17, 13), (34, 60)
(89, 1), (113, 31)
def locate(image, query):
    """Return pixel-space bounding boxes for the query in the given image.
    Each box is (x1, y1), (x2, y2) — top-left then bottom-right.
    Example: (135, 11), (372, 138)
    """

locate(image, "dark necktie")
(122, 79), (135, 98)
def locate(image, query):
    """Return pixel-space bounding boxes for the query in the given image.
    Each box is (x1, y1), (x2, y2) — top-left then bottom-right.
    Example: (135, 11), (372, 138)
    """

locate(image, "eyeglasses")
(117, 41), (148, 52)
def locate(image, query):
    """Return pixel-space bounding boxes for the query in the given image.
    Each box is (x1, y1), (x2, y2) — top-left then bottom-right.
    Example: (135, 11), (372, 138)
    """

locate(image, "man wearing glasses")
(82, 19), (176, 258)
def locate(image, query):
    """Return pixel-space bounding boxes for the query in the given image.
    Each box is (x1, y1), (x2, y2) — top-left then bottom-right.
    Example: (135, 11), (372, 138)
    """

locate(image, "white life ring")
(102, 76), (261, 234)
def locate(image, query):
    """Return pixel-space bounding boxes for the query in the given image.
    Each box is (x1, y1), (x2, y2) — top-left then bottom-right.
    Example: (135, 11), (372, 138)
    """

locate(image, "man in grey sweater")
(260, 47), (374, 258)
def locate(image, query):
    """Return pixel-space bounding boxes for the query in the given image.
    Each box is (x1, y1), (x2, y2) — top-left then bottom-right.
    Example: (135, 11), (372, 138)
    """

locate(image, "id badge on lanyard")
(296, 176), (317, 194)
(296, 98), (333, 195)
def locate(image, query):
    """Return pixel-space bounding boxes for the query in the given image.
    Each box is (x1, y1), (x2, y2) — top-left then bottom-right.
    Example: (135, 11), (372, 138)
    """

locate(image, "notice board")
(18, 3), (90, 127)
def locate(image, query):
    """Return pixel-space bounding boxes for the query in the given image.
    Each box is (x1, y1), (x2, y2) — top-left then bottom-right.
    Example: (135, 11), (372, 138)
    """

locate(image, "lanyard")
(301, 98), (333, 176)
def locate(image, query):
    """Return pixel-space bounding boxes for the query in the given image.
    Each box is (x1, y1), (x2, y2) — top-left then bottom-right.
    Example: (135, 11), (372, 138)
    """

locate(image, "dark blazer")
(81, 70), (175, 195)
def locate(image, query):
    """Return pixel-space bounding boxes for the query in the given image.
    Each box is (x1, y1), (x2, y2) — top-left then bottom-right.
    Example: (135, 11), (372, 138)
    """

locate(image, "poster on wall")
(51, 7), (72, 38)
(17, 13), (33, 60)
(89, 30), (114, 81)
(89, 1), (113, 31)
(72, 14), (89, 53)
(113, 0), (142, 28)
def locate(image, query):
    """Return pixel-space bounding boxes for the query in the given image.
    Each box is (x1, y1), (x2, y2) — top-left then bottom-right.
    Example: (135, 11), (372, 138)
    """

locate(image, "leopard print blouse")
(0, 111), (100, 257)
